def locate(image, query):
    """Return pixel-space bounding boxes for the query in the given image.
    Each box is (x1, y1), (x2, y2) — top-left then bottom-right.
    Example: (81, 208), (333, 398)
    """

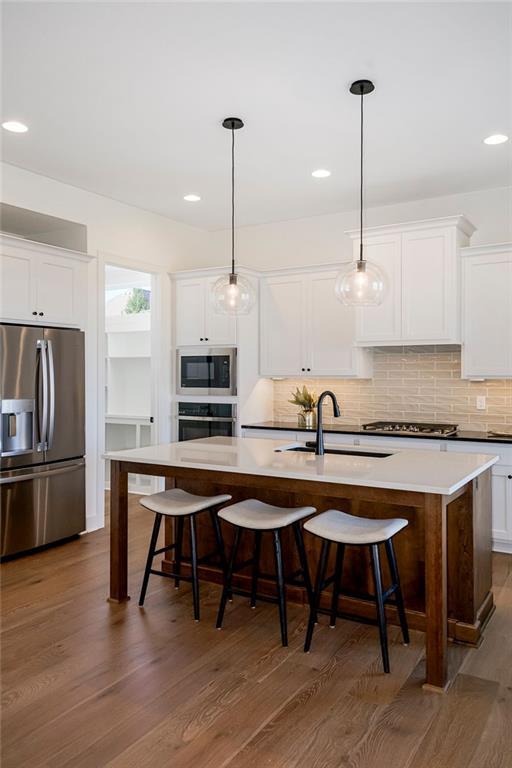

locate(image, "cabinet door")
(260, 276), (306, 376)
(463, 251), (512, 378)
(204, 277), (237, 346)
(36, 254), (84, 326)
(401, 228), (456, 342)
(491, 466), (512, 549)
(0, 250), (37, 322)
(356, 234), (402, 343)
(174, 278), (205, 346)
(307, 271), (360, 376)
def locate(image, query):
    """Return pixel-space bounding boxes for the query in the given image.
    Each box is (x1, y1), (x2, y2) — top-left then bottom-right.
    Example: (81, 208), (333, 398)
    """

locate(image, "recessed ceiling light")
(2, 120), (28, 133)
(312, 169), (331, 178)
(483, 134), (509, 145)
(183, 194), (201, 202)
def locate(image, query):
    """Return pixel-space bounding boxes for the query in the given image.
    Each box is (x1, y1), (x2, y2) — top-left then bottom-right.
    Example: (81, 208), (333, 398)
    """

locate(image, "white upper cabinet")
(461, 244), (512, 378)
(348, 216), (475, 345)
(174, 275), (237, 347)
(1, 248), (35, 322)
(0, 237), (89, 328)
(355, 234), (402, 343)
(174, 277), (205, 346)
(260, 269), (372, 378)
(260, 275), (305, 376)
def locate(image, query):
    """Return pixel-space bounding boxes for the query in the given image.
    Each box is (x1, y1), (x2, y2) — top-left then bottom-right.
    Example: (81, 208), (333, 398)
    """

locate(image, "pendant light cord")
(231, 126), (235, 276)
(359, 88), (364, 262)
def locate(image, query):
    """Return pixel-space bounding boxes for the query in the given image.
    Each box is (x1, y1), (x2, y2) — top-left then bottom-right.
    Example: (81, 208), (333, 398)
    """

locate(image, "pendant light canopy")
(335, 80), (386, 306)
(212, 117), (256, 316)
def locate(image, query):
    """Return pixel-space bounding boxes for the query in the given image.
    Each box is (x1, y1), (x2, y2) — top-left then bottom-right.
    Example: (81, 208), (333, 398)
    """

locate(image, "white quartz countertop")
(104, 436), (499, 495)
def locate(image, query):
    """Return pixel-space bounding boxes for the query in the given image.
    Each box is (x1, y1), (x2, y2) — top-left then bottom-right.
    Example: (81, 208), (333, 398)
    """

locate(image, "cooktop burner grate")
(362, 421), (458, 436)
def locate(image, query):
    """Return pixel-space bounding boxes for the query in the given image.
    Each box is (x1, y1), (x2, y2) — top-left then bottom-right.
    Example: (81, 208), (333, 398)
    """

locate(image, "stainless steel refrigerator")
(0, 324), (86, 557)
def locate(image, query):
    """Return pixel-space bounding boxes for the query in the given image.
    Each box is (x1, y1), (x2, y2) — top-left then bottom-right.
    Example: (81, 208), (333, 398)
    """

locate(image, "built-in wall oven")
(177, 402), (237, 442)
(176, 347), (236, 396)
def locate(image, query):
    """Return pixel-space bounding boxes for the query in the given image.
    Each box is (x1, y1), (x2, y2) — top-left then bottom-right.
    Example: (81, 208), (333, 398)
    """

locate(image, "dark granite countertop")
(241, 421), (512, 444)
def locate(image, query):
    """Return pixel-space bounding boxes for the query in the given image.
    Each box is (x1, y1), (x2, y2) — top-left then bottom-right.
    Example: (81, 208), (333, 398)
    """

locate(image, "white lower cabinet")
(490, 465), (512, 549)
(445, 441), (512, 553)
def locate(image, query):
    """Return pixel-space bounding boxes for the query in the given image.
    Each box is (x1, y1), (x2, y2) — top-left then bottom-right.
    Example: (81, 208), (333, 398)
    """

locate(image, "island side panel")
(423, 493), (448, 691)
(446, 472), (494, 642)
(109, 460), (130, 602)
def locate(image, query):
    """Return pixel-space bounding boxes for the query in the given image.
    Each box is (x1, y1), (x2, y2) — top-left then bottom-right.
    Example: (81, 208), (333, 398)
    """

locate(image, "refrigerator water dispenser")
(1, 399), (35, 457)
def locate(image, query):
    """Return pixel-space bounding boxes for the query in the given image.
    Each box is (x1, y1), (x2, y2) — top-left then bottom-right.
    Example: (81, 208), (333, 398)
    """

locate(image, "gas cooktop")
(362, 421), (458, 436)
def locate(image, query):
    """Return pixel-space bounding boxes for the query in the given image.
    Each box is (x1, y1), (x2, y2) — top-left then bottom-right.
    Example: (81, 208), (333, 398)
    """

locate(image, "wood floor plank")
(1, 494), (511, 768)
(467, 683), (512, 768)
(408, 673), (500, 768)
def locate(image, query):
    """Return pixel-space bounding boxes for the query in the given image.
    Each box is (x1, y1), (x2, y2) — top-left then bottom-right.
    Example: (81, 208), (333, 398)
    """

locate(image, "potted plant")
(288, 386), (318, 429)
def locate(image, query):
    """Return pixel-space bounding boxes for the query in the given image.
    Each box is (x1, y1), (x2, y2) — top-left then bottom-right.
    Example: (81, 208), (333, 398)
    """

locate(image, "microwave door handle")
(47, 339), (55, 449)
(37, 340), (48, 451)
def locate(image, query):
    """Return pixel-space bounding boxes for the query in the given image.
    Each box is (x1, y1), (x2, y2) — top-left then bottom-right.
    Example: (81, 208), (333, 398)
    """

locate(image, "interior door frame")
(96, 251), (171, 527)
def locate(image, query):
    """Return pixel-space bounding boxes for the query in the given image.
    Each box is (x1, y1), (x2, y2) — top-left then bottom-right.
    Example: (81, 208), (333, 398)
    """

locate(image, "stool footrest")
(149, 568), (195, 584)
(316, 606), (384, 628)
(226, 587), (281, 607)
(153, 542), (177, 556)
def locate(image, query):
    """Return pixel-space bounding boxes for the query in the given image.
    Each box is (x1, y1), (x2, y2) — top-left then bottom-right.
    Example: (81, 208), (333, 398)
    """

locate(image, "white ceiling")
(2, 2), (511, 230)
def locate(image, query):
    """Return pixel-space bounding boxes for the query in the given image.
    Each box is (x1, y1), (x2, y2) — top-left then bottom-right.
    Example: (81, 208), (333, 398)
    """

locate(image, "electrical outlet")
(476, 396), (486, 411)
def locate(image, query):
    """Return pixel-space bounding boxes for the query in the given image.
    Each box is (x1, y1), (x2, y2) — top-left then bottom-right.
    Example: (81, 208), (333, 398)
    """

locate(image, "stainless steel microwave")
(176, 347), (237, 396)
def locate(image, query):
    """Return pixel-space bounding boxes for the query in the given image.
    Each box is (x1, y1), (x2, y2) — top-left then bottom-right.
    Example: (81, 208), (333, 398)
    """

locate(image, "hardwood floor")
(1, 494), (511, 768)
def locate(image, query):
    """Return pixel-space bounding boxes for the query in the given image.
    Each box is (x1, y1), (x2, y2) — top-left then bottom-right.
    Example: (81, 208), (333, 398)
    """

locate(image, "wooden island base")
(110, 460), (494, 692)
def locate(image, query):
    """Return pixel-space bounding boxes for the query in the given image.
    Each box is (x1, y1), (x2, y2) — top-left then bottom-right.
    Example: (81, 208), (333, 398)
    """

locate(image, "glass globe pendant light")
(335, 80), (386, 306)
(212, 117), (256, 315)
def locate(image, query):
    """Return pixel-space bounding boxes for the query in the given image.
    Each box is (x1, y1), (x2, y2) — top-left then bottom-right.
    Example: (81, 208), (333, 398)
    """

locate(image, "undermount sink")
(276, 443), (392, 459)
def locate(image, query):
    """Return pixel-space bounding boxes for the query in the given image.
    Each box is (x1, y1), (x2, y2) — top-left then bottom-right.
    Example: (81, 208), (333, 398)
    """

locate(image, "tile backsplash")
(273, 347), (512, 433)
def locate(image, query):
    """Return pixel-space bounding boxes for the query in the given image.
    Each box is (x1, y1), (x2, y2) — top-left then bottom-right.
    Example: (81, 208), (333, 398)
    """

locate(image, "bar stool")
(138, 488), (232, 620)
(215, 499), (315, 646)
(303, 510), (409, 672)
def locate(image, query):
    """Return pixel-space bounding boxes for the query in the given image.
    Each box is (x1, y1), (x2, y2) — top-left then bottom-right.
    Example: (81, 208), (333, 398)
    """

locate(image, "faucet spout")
(315, 391), (342, 456)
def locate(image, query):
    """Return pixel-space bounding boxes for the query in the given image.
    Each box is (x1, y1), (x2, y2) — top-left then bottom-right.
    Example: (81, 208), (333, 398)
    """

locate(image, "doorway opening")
(104, 264), (156, 494)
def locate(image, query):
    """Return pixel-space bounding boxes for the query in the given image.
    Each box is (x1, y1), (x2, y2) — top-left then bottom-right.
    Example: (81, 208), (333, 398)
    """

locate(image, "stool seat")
(304, 510), (407, 545)
(219, 498), (315, 531)
(140, 488), (232, 517)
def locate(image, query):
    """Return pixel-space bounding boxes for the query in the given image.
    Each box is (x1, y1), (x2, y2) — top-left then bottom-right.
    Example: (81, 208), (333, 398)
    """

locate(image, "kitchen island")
(106, 436), (498, 692)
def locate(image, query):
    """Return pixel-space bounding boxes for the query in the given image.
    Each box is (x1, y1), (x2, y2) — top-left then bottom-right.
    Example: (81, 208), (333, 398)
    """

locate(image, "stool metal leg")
(210, 509), (228, 574)
(385, 538), (409, 645)
(216, 526), (242, 629)
(139, 513), (162, 606)
(329, 543), (345, 628)
(273, 530), (288, 647)
(250, 530), (262, 608)
(370, 544), (390, 673)
(174, 516), (184, 589)
(189, 514), (200, 621)
(292, 521), (314, 609)
(304, 538), (330, 653)
(210, 508), (231, 599)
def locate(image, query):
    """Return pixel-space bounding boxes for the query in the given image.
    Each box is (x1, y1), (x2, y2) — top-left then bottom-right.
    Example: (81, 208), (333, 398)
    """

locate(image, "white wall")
(0, 162), (209, 533)
(1, 162), (208, 267)
(205, 186), (512, 272)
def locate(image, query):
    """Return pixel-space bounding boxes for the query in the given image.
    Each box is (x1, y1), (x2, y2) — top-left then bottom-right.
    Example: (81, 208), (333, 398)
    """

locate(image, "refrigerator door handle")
(0, 461), (84, 485)
(47, 339), (56, 449)
(37, 339), (49, 451)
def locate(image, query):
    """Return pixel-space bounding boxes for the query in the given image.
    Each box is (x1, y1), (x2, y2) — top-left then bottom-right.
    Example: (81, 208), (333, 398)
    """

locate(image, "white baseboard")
(492, 539), (512, 555)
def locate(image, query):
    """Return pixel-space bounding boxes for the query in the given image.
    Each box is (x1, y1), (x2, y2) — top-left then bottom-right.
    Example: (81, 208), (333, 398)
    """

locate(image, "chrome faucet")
(315, 391), (342, 455)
